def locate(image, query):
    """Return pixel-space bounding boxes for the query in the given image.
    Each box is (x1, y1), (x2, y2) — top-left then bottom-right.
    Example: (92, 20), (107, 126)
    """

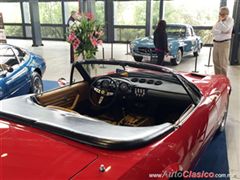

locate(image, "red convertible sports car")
(0, 60), (230, 179)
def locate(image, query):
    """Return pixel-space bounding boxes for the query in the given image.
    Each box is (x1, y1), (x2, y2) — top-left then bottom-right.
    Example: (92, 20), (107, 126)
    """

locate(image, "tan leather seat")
(69, 94), (80, 110)
(46, 94), (80, 114)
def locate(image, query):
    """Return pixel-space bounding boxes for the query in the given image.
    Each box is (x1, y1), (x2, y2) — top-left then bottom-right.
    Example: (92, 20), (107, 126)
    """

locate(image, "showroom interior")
(0, 0), (240, 179)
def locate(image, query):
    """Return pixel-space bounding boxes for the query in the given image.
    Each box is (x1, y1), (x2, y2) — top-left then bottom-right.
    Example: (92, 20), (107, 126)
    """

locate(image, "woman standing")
(153, 20), (168, 65)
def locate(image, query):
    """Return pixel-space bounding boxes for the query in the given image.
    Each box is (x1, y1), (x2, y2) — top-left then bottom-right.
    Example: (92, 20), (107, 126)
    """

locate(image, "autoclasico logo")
(183, 171), (216, 178)
(148, 171), (231, 179)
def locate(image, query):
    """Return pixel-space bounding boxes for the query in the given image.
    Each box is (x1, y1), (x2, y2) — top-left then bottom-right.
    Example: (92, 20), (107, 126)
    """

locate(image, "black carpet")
(191, 132), (229, 180)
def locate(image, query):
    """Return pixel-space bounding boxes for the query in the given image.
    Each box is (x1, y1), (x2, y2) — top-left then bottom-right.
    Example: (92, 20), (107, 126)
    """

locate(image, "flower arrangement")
(68, 13), (104, 60)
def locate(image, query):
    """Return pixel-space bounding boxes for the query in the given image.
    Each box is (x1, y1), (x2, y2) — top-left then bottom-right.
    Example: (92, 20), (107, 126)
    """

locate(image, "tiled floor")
(8, 39), (240, 179)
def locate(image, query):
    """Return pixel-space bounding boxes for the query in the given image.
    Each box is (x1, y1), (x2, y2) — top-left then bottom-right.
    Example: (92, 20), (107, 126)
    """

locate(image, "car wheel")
(171, 49), (182, 65)
(133, 56), (143, 62)
(217, 98), (229, 133)
(30, 72), (43, 94)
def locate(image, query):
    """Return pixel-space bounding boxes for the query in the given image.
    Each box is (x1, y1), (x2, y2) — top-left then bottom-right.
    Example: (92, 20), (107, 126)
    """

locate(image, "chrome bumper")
(131, 51), (173, 62)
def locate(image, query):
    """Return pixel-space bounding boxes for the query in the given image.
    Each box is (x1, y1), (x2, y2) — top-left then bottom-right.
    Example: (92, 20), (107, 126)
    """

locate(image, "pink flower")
(73, 38), (81, 50)
(68, 33), (76, 42)
(75, 38), (80, 44)
(85, 12), (94, 20)
(73, 43), (78, 50)
(90, 36), (98, 47)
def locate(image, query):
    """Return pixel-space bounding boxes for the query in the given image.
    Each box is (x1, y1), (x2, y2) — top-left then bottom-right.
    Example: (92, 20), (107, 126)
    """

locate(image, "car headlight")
(130, 43), (135, 49)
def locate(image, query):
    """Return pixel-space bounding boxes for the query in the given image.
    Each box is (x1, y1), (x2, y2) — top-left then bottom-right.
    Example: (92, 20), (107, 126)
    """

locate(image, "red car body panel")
(0, 69), (230, 179)
(0, 120), (98, 179)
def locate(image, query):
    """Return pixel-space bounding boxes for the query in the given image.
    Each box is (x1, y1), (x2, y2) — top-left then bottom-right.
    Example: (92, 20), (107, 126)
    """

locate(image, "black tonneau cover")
(0, 95), (174, 150)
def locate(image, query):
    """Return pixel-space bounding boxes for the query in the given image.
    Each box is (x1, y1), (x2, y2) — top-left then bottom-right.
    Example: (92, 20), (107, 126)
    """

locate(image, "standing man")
(212, 6), (234, 76)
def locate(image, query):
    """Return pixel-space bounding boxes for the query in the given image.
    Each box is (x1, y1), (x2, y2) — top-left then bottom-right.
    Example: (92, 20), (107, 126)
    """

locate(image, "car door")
(183, 26), (197, 53)
(3, 47), (31, 98)
(204, 84), (228, 139)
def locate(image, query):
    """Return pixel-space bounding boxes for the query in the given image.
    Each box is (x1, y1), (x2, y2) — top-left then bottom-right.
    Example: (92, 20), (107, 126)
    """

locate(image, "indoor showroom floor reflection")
(8, 39), (240, 179)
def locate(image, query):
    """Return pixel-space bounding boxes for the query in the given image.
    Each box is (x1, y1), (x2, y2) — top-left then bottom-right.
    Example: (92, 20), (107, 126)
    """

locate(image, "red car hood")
(0, 120), (98, 179)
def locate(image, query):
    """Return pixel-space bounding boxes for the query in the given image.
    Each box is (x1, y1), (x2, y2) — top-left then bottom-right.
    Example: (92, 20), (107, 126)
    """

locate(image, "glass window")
(95, 1), (105, 26)
(186, 27), (191, 36)
(194, 29), (213, 44)
(152, 0), (161, 26)
(41, 26), (64, 39)
(72, 66), (83, 84)
(0, 3), (22, 23)
(0, 47), (19, 67)
(64, 1), (79, 25)
(4, 25), (23, 37)
(166, 25), (186, 38)
(114, 1), (146, 25)
(114, 28), (145, 42)
(0, 47), (14, 57)
(190, 28), (194, 36)
(12, 47), (29, 62)
(81, 64), (123, 79)
(164, 0), (220, 26)
(25, 26), (32, 38)
(227, 0), (235, 16)
(39, 2), (63, 24)
(23, 2), (31, 24)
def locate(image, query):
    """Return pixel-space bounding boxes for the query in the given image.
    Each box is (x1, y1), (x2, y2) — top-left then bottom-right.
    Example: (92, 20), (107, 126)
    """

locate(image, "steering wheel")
(89, 76), (118, 109)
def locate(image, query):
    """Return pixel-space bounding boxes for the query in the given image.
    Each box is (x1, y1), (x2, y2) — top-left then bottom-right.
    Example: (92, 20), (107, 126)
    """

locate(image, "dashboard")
(109, 76), (188, 99)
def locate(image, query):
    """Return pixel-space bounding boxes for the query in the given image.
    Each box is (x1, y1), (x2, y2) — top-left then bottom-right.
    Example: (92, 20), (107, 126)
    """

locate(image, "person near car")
(67, 11), (78, 63)
(153, 20), (169, 66)
(67, 10), (78, 27)
(212, 6), (234, 76)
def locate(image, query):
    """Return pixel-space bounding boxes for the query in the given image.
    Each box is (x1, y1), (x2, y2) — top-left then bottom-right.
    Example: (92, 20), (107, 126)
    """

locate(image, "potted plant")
(68, 13), (104, 60)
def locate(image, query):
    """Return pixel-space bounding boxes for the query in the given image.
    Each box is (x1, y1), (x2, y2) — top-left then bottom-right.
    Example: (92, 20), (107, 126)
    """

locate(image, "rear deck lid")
(0, 120), (97, 179)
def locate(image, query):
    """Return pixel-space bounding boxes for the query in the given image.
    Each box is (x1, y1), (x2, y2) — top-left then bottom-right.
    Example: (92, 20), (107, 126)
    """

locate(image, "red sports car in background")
(0, 60), (230, 179)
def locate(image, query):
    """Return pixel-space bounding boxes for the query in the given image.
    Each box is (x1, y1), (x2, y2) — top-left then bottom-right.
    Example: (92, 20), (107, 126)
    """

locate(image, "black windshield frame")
(71, 60), (201, 105)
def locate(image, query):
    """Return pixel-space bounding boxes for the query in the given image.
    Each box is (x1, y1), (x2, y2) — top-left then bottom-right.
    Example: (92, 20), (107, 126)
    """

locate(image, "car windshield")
(166, 25), (186, 38)
(76, 60), (177, 82)
(74, 60), (200, 105)
(0, 47), (14, 62)
(0, 46), (19, 67)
